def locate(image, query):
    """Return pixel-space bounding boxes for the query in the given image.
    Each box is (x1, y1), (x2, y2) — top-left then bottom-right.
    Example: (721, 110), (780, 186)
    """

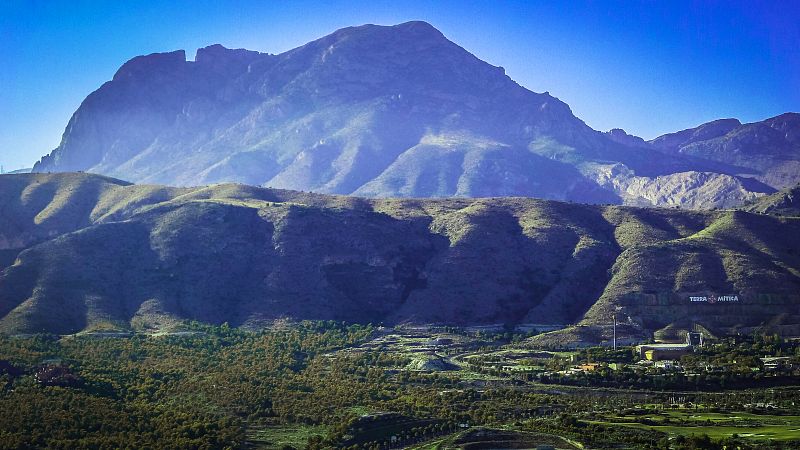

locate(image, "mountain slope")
(31, 22), (785, 208)
(1, 173), (798, 343)
(649, 113), (800, 189)
(744, 183), (800, 216)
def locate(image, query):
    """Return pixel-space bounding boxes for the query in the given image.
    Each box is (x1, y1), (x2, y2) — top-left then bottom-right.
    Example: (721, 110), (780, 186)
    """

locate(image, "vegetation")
(1, 323), (800, 449)
(2, 173), (799, 349)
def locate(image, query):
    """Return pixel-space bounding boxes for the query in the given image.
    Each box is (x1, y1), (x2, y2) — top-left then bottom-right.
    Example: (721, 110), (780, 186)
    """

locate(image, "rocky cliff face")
(31, 22), (793, 208)
(2, 173), (799, 344)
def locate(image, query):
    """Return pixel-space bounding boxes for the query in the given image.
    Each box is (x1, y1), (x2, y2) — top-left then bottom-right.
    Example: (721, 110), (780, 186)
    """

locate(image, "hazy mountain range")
(1, 173), (798, 344)
(31, 21), (799, 209)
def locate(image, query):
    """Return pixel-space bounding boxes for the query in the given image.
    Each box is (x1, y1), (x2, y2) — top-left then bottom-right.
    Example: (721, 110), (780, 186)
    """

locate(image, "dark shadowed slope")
(1, 173), (798, 345)
(31, 22), (790, 208)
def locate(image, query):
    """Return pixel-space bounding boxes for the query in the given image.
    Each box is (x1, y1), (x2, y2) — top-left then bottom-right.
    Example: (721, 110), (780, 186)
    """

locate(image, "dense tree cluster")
(0, 324), (798, 449)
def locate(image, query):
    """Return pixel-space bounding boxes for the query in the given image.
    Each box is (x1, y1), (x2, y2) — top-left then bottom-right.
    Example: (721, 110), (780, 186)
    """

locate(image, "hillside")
(1, 173), (798, 344)
(30, 22), (791, 209)
(744, 183), (800, 216)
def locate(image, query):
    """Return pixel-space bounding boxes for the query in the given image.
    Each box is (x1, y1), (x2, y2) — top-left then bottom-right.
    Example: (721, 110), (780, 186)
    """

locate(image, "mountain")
(31, 21), (790, 208)
(649, 113), (800, 190)
(2, 173), (798, 345)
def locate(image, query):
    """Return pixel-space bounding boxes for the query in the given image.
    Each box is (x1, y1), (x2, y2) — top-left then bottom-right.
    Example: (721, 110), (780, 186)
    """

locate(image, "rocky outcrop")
(604, 128), (648, 148)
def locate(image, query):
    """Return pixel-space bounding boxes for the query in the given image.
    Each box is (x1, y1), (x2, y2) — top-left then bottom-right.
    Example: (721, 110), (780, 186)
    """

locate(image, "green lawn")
(247, 424), (328, 449)
(407, 429), (583, 450)
(405, 436), (453, 450)
(589, 410), (800, 442)
(346, 405), (375, 416)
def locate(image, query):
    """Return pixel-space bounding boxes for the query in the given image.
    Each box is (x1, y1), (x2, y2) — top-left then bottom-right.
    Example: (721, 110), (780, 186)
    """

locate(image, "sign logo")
(689, 294), (738, 303)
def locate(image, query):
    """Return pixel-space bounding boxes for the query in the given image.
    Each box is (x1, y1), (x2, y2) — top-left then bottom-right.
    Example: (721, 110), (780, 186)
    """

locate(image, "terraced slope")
(1, 173), (798, 344)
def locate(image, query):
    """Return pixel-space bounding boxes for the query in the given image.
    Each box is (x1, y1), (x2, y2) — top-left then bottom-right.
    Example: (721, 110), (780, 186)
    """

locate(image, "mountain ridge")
(2, 173), (799, 345)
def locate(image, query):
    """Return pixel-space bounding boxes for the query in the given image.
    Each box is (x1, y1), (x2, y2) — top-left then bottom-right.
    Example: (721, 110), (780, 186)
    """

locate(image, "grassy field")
(346, 405), (375, 416)
(247, 424), (328, 449)
(405, 436), (453, 450)
(406, 428), (582, 450)
(590, 410), (800, 442)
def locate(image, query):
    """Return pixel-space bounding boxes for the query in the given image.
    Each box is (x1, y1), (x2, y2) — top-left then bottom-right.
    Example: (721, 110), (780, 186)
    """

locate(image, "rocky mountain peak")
(693, 118), (742, 138)
(194, 44), (268, 73)
(326, 21), (449, 48)
(112, 50), (187, 81)
(393, 20), (445, 35)
(605, 128), (648, 148)
(649, 118), (741, 152)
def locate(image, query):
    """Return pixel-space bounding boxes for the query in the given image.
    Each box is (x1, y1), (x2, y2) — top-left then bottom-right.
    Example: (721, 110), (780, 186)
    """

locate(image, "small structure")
(578, 363), (601, 372)
(426, 338), (453, 347)
(637, 343), (691, 361)
(654, 360), (680, 370)
(638, 331), (703, 361)
(760, 356), (794, 371)
(567, 363), (602, 374)
(686, 332), (704, 347)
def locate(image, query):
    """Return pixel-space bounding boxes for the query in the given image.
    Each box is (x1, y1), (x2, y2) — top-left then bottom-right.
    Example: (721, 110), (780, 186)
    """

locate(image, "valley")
(1, 322), (798, 449)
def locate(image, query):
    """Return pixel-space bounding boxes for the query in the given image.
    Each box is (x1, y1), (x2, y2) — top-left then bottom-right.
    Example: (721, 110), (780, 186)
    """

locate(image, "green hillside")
(745, 183), (800, 216)
(1, 173), (798, 344)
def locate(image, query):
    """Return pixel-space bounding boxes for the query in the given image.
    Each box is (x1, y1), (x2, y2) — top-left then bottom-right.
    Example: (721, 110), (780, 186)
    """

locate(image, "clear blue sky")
(2, 0), (798, 170)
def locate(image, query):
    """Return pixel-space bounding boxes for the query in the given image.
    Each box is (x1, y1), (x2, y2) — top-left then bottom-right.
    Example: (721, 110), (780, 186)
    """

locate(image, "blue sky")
(2, 0), (798, 170)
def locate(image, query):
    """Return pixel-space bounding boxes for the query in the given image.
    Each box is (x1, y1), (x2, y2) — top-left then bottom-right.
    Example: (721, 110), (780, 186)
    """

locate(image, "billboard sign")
(689, 294), (739, 304)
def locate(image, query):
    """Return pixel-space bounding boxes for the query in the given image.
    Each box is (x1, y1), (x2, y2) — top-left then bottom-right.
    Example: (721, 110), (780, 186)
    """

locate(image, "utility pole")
(613, 314), (617, 350)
